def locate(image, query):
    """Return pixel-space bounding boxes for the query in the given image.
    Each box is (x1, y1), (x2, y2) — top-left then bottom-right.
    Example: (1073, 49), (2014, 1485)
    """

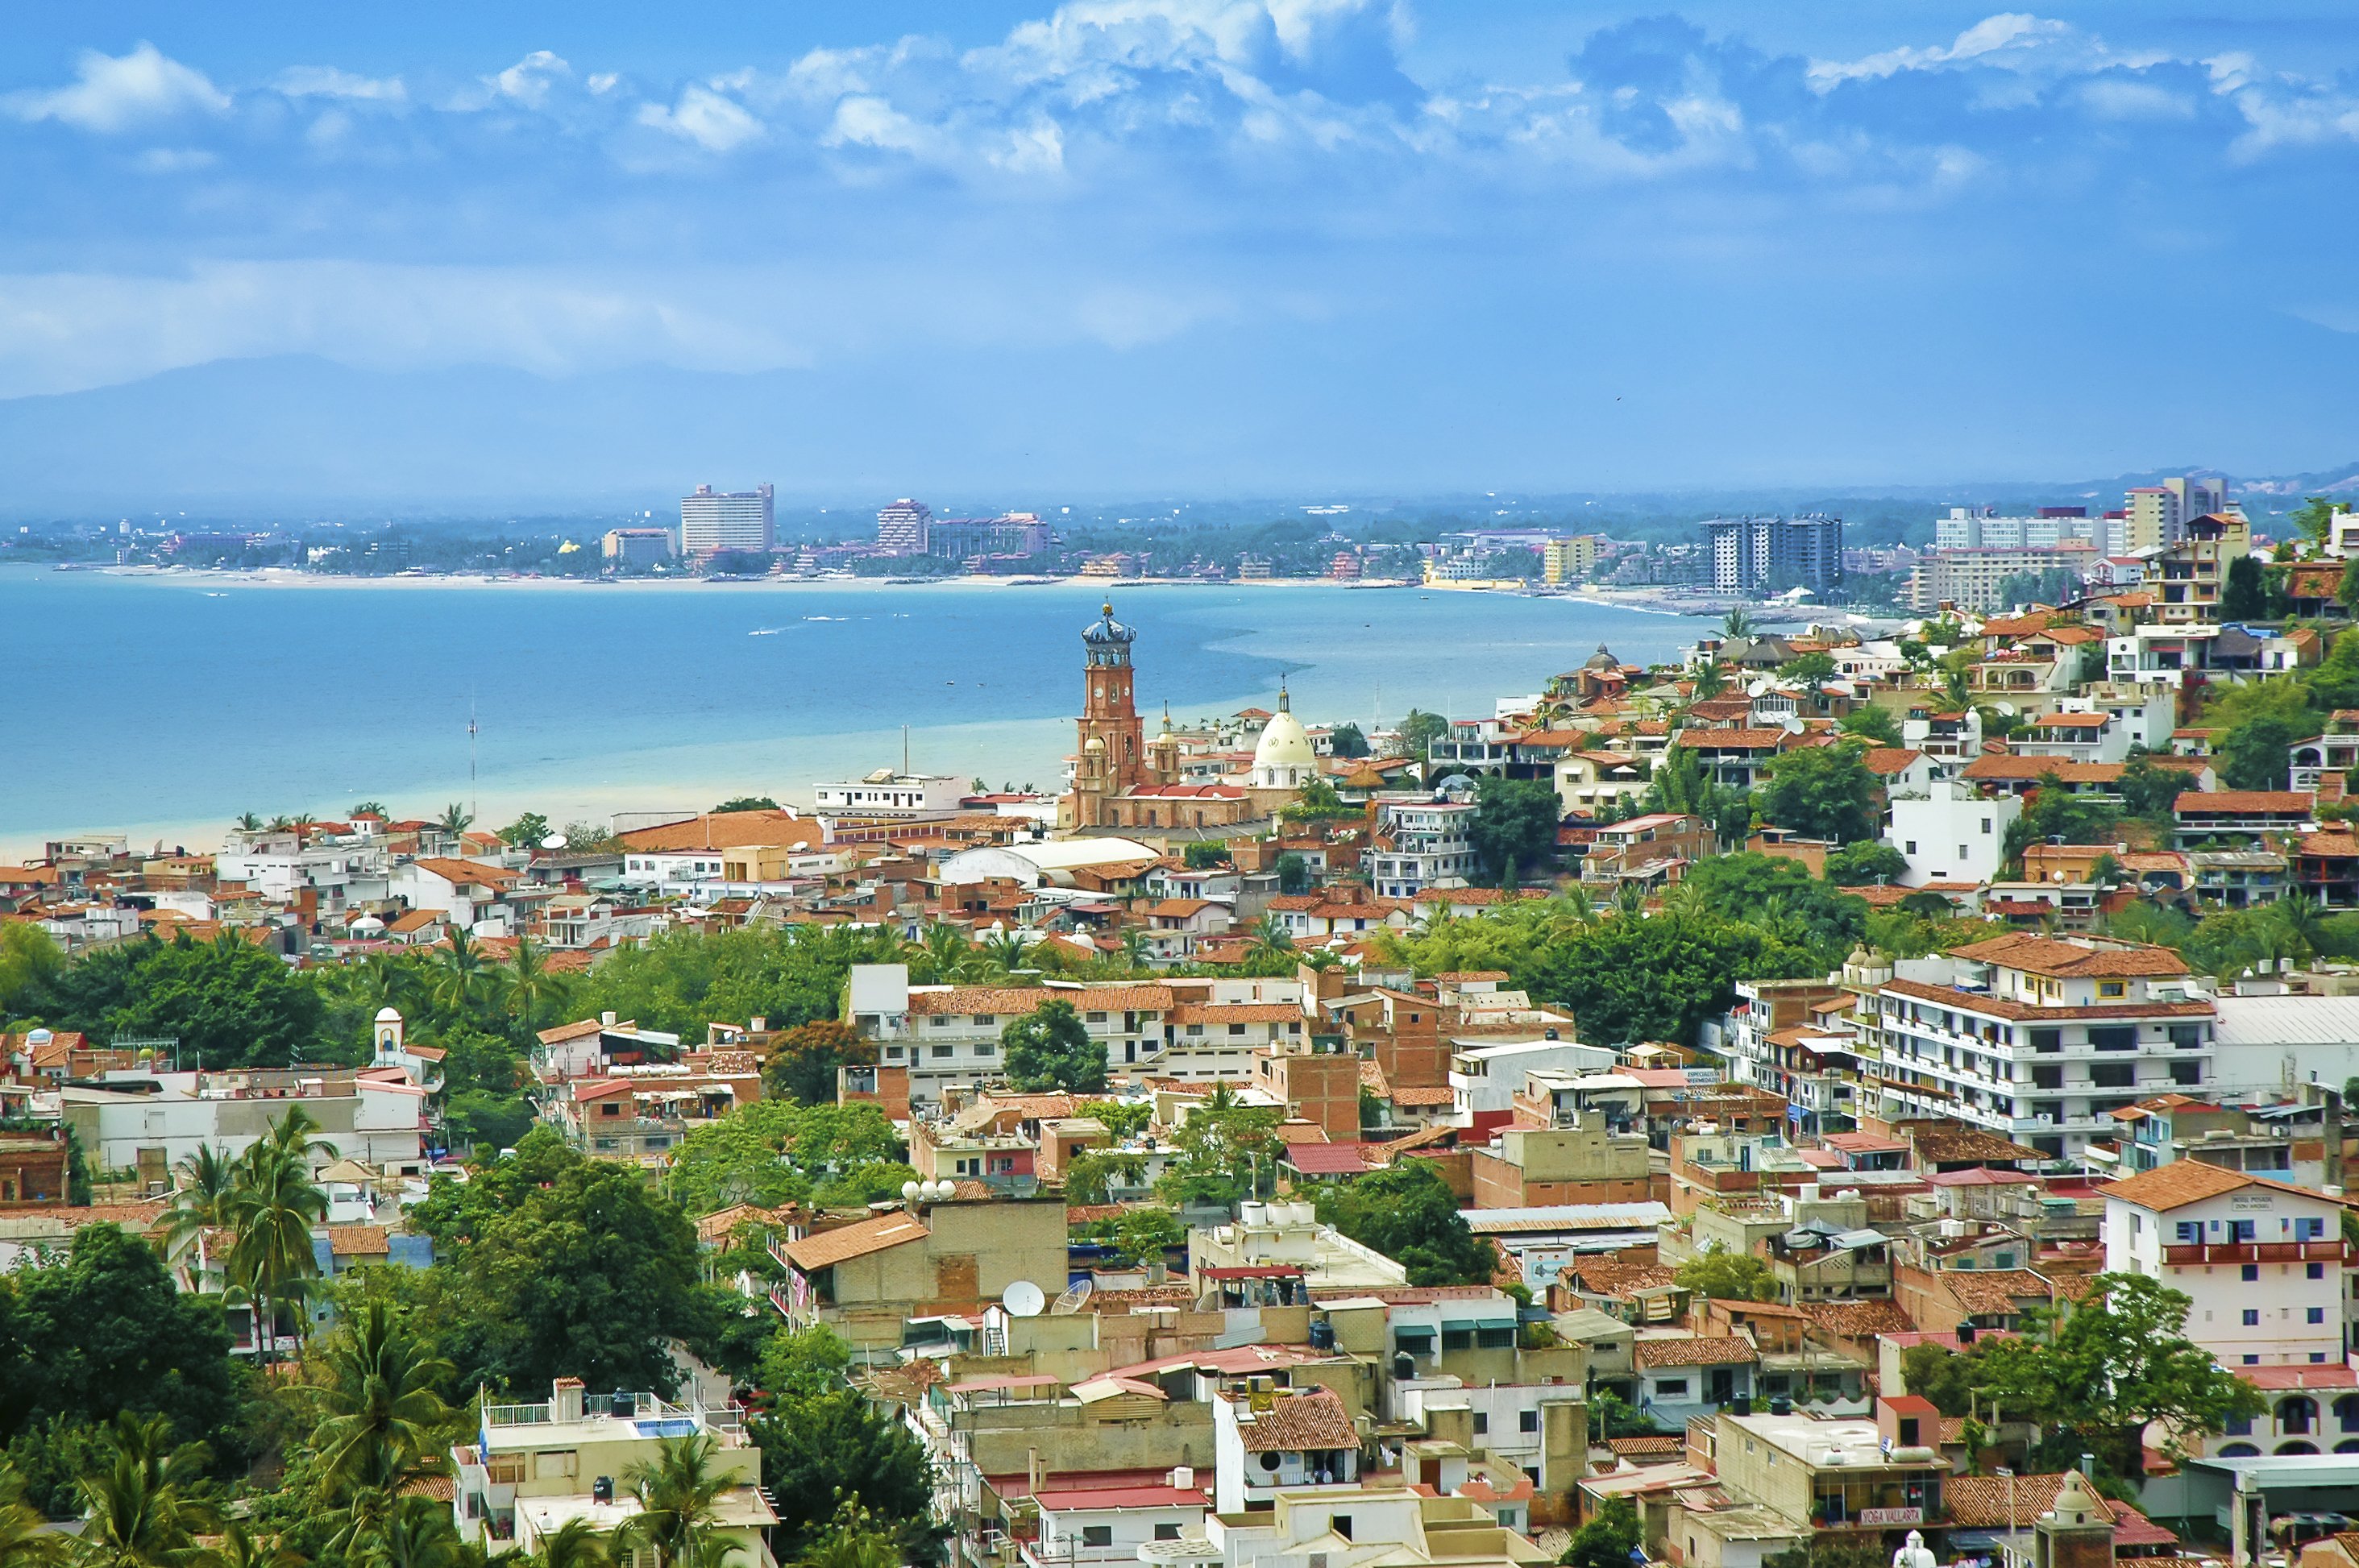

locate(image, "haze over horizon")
(6, 0), (2359, 508)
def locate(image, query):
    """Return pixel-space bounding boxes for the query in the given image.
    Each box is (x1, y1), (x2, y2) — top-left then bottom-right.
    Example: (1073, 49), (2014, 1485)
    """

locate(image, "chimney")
(552, 1376), (585, 1423)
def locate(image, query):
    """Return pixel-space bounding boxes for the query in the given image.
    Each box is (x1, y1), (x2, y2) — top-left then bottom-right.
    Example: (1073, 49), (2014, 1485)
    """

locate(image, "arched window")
(2276, 1441), (2319, 1456)
(2335, 1394), (2359, 1433)
(2336, 1440), (2359, 1454)
(2216, 1443), (2260, 1458)
(2281, 1396), (2317, 1436)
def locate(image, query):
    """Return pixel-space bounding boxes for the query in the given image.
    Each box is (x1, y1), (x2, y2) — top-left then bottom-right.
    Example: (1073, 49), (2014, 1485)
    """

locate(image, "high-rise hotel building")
(680, 483), (775, 555)
(876, 499), (932, 555)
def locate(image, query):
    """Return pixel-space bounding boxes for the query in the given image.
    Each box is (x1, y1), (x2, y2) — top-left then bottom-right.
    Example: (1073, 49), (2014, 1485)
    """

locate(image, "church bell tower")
(1074, 604), (1145, 818)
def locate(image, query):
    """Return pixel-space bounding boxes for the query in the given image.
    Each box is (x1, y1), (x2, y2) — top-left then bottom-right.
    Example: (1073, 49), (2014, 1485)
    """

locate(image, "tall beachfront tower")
(1065, 602), (1147, 828)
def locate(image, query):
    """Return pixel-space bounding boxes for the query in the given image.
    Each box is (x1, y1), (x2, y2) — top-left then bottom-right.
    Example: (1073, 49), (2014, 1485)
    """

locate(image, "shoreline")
(35, 564), (1832, 620)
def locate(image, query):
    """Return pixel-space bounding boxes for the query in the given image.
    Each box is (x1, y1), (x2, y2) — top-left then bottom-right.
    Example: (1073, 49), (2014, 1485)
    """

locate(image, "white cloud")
(490, 50), (571, 109)
(133, 147), (216, 174)
(2, 42), (229, 134)
(1808, 14), (2080, 87)
(276, 65), (406, 103)
(2077, 78), (2193, 121)
(636, 84), (763, 151)
(823, 95), (936, 156)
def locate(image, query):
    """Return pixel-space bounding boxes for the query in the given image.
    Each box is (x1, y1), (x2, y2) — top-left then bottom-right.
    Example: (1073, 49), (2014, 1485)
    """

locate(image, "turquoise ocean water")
(0, 570), (1702, 854)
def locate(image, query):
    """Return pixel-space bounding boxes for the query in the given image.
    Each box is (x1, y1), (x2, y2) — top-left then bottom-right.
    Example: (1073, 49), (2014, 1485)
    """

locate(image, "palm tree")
(534, 1520), (612, 1568)
(225, 1114), (331, 1363)
(613, 1434), (733, 1568)
(74, 1413), (215, 1568)
(503, 939), (569, 1032)
(1691, 658), (1726, 702)
(1721, 607), (1755, 642)
(1244, 915), (1295, 966)
(2274, 890), (2325, 966)
(312, 1300), (456, 1536)
(429, 932), (491, 1016)
(0, 1456), (58, 1568)
(907, 923), (970, 985)
(357, 1496), (467, 1568)
(349, 801), (388, 819)
(1115, 928), (1152, 973)
(436, 803), (473, 837)
(979, 928), (1030, 973)
(160, 1143), (238, 1263)
(235, 813), (264, 832)
(211, 1521), (299, 1568)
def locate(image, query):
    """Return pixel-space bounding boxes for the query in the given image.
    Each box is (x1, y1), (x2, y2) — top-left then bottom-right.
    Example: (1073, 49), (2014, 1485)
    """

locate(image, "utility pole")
(467, 697), (479, 825)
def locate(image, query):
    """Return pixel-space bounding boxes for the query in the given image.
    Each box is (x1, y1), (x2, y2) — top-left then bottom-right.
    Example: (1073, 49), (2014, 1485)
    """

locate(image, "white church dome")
(1252, 687), (1317, 789)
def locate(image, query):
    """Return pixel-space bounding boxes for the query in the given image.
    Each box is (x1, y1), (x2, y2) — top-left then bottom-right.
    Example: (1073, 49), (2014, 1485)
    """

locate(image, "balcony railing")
(2162, 1240), (2350, 1266)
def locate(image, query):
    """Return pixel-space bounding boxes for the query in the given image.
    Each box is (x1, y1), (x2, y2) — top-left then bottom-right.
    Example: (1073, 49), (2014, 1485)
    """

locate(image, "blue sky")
(4, 1), (2359, 500)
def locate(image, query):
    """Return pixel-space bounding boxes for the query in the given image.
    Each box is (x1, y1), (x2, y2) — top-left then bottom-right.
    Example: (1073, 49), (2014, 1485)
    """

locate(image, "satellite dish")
(1994, 703), (2017, 717)
(901, 1180), (921, 1202)
(1051, 1280), (1094, 1315)
(1747, 678), (1770, 697)
(1003, 1280), (1048, 1318)
(542, 833), (568, 850)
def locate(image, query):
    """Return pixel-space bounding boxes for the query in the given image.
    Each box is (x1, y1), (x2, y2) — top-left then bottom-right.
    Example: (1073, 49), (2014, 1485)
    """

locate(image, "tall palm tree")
(160, 1143), (239, 1263)
(1691, 658), (1726, 702)
(1115, 928), (1152, 973)
(437, 803), (474, 836)
(613, 1434), (733, 1568)
(312, 1300), (456, 1535)
(502, 939), (569, 1033)
(235, 813), (264, 833)
(211, 1521), (300, 1568)
(1721, 607), (1755, 642)
(349, 801), (389, 819)
(2274, 890), (2325, 966)
(225, 1115), (331, 1363)
(429, 932), (490, 1017)
(74, 1413), (215, 1568)
(0, 1456), (58, 1568)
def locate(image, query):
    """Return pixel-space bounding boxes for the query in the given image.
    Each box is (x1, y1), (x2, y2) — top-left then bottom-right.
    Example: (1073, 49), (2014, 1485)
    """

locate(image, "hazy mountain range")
(1, 355), (2353, 525)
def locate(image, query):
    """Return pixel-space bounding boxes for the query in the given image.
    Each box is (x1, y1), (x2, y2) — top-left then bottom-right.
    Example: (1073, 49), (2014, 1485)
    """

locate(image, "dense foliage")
(1314, 1162), (1497, 1288)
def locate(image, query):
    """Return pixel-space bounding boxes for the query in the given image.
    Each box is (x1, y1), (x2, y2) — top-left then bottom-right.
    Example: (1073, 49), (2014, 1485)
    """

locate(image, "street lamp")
(1996, 1466), (2019, 1568)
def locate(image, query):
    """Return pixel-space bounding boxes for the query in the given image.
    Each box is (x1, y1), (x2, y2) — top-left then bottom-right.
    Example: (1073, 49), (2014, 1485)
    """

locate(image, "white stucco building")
(1888, 781), (2019, 888)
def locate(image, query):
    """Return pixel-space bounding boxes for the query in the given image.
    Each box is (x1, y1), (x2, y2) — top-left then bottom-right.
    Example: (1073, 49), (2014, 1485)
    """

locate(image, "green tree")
(1274, 852), (1311, 896)
(1314, 1163), (1495, 1287)
(1722, 607), (1755, 641)
(1154, 1085), (1283, 1207)
(762, 1018), (874, 1106)
(440, 1090), (537, 1155)
(1823, 841), (1908, 886)
(754, 1324), (852, 1403)
(0, 1458), (56, 1568)
(711, 797), (781, 813)
(226, 1108), (333, 1363)
(312, 1300), (458, 1552)
(1182, 840), (1231, 869)
(436, 804), (473, 836)
(1109, 1208), (1185, 1267)
(536, 1519), (614, 1568)
(663, 1100), (904, 1214)
(0, 1224), (245, 1473)
(2293, 494), (2341, 544)
(35, 931), (328, 1070)
(75, 1414), (216, 1568)
(1678, 855), (1867, 958)
(0, 926), (64, 1016)
(1515, 909), (1828, 1047)
(1470, 776), (1560, 885)
(1398, 710), (1450, 763)
(1327, 723), (1370, 759)
(2218, 711), (2308, 792)
(2220, 555), (2270, 620)
(160, 1143), (239, 1262)
(794, 1501), (902, 1568)
(497, 812), (552, 849)
(995, 1001), (1103, 1093)
(2116, 755), (2189, 824)
(755, 1390), (941, 1566)
(616, 1433), (736, 1568)
(1969, 1271), (2264, 1474)
(1559, 1496), (1641, 1568)
(1779, 651), (1838, 693)
(1674, 1248), (1780, 1301)
(1837, 704), (1901, 745)
(1758, 745), (1877, 843)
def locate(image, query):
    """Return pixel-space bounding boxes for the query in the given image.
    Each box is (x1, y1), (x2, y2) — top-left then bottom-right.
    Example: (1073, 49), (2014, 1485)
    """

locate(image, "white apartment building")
(2101, 1159), (2351, 1368)
(1863, 935), (2214, 1163)
(2123, 477), (2227, 551)
(844, 964), (1311, 1106)
(62, 1068), (429, 1180)
(216, 833), (391, 911)
(1370, 799), (1479, 898)
(1888, 781), (2020, 887)
(812, 771), (970, 818)
(1449, 1039), (1618, 1122)
(679, 482), (775, 554)
(2058, 687), (2178, 753)
(454, 1378), (775, 1561)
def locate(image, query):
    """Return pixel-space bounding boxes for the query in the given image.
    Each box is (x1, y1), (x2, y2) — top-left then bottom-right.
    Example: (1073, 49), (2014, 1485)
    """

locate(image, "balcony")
(2161, 1240), (2351, 1266)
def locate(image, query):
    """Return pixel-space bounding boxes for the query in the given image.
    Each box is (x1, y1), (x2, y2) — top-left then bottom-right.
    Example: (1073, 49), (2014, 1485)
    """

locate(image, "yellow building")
(1543, 536), (1599, 585)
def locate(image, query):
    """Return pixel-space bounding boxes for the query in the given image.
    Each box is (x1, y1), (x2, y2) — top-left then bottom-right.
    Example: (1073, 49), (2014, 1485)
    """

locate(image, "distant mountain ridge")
(0, 354), (2351, 521)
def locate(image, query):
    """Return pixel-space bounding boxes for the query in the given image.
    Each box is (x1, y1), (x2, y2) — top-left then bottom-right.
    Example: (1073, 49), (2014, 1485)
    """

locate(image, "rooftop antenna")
(903, 724), (911, 777)
(467, 697), (479, 824)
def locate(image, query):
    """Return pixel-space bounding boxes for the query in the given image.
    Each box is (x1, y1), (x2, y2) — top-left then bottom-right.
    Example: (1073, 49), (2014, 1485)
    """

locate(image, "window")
(533, 1451), (577, 1479)
(1086, 1012), (1107, 1023)
(2168, 1024), (2204, 1048)
(2243, 1264), (2261, 1282)
(2243, 1309), (2261, 1326)
(2097, 981), (2127, 999)
(2029, 1027), (2062, 1054)
(1472, 1413), (1489, 1435)
(1228, 1023), (1247, 1036)
(1476, 1325), (1517, 1349)
(1154, 1526), (1182, 1542)
(1520, 1409), (1540, 1433)
(2089, 1064), (2133, 1089)
(2310, 1307), (2328, 1324)
(1258, 1453), (1282, 1473)
(1331, 1519), (1352, 1541)
(1440, 1327), (1474, 1351)
(1081, 1528), (1114, 1549)
(2299, 1217), (2327, 1241)
(2170, 1060), (2203, 1086)
(972, 1014), (993, 1026)
(1655, 1379), (1688, 1397)
(2088, 1026), (2135, 1051)
(2310, 1261), (2327, 1280)
(932, 1045), (953, 1059)
(975, 1043), (996, 1057)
